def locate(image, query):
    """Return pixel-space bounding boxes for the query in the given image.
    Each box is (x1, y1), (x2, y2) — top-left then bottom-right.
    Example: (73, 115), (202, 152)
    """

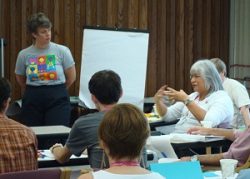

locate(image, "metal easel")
(0, 38), (6, 77)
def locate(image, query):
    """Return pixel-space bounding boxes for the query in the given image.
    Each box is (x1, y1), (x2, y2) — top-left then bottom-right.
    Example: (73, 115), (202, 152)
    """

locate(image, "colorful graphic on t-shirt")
(27, 54), (58, 81)
(37, 56), (47, 72)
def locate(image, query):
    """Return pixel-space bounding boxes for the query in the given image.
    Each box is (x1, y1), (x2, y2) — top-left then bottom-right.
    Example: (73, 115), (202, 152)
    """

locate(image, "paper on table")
(38, 150), (87, 161)
(149, 133), (224, 145)
(170, 133), (225, 143)
(170, 133), (206, 143)
(147, 135), (178, 159)
(158, 158), (180, 163)
(203, 171), (238, 179)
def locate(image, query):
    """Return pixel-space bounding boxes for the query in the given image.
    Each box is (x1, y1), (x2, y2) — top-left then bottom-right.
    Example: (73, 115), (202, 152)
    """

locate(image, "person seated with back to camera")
(78, 103), (165, 179)
(211, 58), (250, 129)
(50, 70), (123, 169)
(0, 78), (38, 173)
(154, 59), (234, 133)
(181, 124), (250, 167)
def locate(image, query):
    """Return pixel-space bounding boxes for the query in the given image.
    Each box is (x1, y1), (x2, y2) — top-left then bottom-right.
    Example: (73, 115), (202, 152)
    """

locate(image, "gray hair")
(190, 59), (223, 93)
(210, 58), (227, 76)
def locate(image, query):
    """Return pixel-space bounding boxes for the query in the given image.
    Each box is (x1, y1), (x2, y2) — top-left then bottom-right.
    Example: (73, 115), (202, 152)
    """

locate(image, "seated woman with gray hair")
(154, 59), (234, 133)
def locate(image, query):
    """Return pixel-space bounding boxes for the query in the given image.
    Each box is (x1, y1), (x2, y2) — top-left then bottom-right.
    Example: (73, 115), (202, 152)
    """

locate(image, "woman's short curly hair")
(27, 12), (52, 33)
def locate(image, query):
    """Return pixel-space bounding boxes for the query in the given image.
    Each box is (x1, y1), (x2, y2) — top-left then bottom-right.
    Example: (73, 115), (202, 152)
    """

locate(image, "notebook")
(150, 161), (203, 179)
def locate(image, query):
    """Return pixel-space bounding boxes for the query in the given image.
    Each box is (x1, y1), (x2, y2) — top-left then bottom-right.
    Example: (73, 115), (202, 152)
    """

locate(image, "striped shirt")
(0, 117), (38, 173)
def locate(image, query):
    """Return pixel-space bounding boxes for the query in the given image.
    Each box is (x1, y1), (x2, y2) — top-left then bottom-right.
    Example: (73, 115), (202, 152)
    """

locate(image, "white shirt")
(162, 90), (234, 133)
(223, 78), (250, 128)
(91, 170), (165, 179)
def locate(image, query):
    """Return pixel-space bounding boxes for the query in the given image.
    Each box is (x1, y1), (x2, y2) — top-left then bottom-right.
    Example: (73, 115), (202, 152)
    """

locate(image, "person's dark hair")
(98, 103), (149, 160)
(0, 78), (11, 111)
(88, 70), (122, 104)
(27, 12), (52, 33)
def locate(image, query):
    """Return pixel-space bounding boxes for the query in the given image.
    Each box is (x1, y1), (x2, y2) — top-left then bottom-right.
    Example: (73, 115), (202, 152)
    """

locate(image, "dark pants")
(20, 84), (71, 126)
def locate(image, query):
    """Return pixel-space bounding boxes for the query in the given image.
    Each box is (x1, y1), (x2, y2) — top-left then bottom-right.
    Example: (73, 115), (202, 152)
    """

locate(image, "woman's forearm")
(155, 101), (167, 117)
(185, 101), (206, 121)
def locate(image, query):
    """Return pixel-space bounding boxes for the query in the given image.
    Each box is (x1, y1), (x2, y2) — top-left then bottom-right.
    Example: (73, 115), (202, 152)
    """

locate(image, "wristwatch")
(184, 98), (193, 106)
(191, 155), (198, 162)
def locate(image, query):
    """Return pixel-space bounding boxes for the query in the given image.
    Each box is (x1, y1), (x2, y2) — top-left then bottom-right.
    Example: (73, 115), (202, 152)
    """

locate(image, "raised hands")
(154, 85), (167, 103)
(164, 87), (189, 102)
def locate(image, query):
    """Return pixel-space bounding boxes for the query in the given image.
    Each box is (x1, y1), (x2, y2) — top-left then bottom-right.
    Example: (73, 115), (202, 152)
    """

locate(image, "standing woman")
(15, 12), (76, 126)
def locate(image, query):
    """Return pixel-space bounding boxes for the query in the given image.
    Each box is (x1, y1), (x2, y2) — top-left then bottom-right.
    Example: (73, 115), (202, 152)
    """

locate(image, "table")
(150, 121), (178, 131)
(38, 150), (155, 169)
(203, 170), (238, 179)
(31, 125), (71, 135)
(38, 150), (89, 168)
(154, 124), (232, 157)
(146, 112), (178, 131)
(171, 137), (232, 158)
(39, 157), (89, 168)
(31, 125), (71, 149)
(155, 124), (176, 134)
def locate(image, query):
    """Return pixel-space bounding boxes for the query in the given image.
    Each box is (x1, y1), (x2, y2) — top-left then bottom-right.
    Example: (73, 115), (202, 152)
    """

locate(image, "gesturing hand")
(164, 87), (189, 102)
(154, 85), (167, 103)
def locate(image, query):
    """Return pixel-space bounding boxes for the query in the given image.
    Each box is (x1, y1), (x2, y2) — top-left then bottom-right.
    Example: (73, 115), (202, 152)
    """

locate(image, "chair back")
(0, 168), (71, 179)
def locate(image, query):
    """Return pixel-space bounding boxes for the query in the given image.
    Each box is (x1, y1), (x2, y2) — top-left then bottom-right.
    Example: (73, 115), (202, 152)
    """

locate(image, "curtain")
(229, 0), (250, 83)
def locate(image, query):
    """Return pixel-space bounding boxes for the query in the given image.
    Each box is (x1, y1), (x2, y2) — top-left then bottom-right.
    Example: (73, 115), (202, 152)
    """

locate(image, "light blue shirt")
(15, 42), (75, 86)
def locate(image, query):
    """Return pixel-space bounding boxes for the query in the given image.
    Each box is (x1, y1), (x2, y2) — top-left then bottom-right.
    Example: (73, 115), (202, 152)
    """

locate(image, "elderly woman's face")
(190, 74), (207, 94)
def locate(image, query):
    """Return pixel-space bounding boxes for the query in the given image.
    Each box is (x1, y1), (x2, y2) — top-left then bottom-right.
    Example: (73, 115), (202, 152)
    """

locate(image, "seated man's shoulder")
(75, 111), (105, 125)
(2, 118), (33, 132)
(225, 78), (246, 88)
(1, 119), (36, 144)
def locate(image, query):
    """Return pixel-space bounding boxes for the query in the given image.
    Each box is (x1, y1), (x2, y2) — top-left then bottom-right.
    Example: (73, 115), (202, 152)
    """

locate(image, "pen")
(189, 148), (199, 155)
(40, 154), (46, 158)
(161, 152), (167, 158)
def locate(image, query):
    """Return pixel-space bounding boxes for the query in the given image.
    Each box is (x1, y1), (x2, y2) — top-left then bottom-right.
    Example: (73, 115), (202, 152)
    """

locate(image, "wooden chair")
(236, 155), (250, 173)
(0, 168), (71, 179)
(60, 167), (71, 179)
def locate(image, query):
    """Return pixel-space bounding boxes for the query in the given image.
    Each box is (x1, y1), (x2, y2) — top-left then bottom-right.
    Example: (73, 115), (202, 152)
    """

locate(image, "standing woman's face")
(32, 27), (51, 45)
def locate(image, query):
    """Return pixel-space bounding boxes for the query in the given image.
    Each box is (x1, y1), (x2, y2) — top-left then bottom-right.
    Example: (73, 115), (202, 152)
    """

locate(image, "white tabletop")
(203, 171), (238, 179)
(31, 125), (71, 135)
